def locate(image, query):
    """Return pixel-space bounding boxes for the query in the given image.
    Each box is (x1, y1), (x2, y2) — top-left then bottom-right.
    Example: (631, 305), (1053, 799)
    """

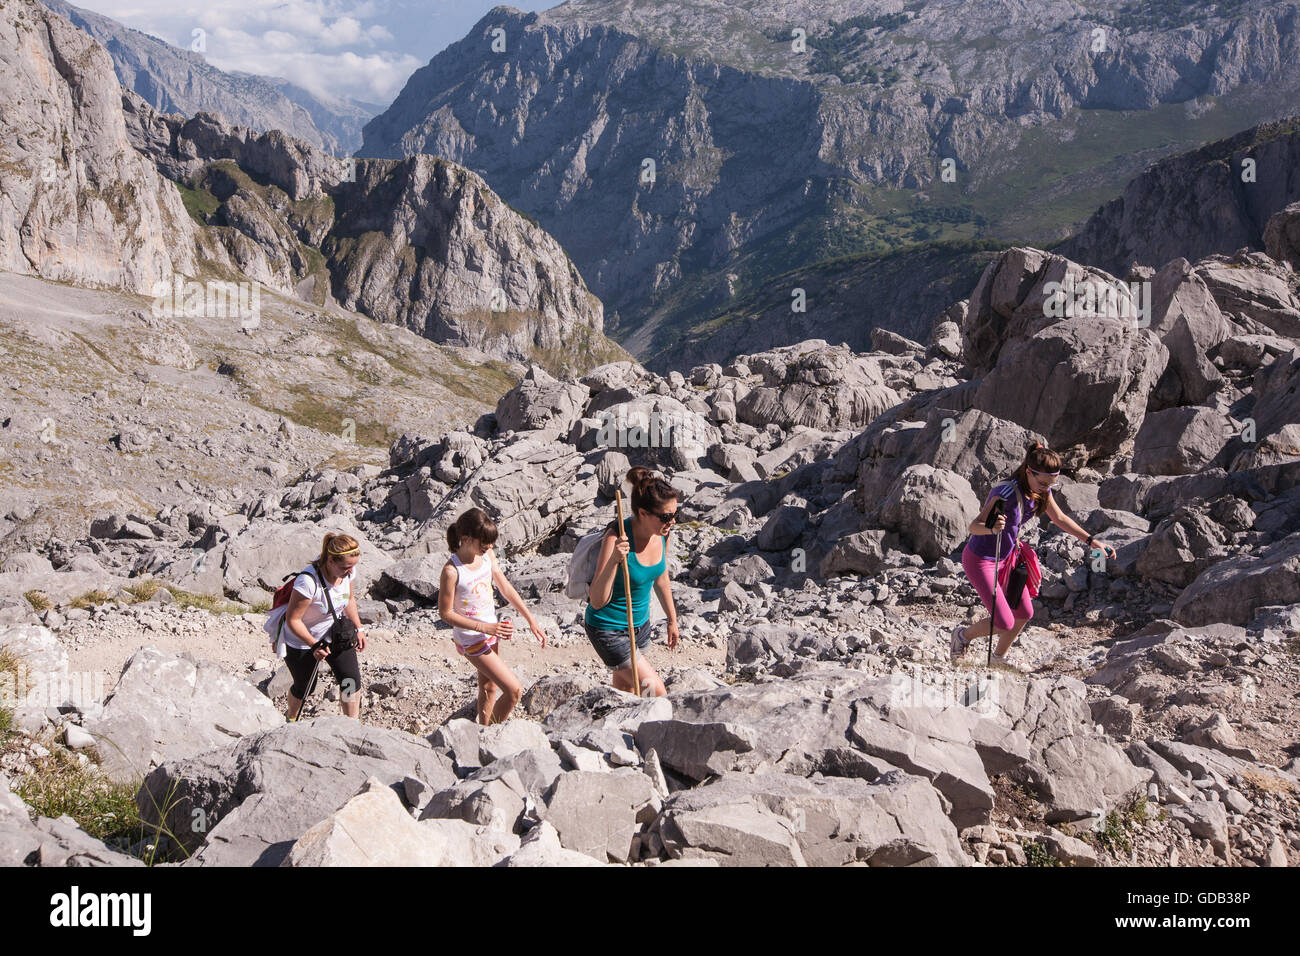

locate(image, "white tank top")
(450, 553), (497, 645)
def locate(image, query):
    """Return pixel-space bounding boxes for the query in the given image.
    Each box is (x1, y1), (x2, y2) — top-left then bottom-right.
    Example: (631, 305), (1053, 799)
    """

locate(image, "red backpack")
(271, 563), (318, 610)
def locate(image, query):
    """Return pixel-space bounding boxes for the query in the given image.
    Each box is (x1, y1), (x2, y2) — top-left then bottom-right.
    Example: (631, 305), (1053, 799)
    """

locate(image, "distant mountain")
(361, 0), (1300, 360)
(40, 0), (375, 155)
(658, 115), (1300, 372)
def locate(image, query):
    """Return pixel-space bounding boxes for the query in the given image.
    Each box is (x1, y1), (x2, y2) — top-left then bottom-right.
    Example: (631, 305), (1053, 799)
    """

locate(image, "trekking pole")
(986, 498), (1004, 667)
(292, 638), (329, 722)
(614, 488), (641, 697)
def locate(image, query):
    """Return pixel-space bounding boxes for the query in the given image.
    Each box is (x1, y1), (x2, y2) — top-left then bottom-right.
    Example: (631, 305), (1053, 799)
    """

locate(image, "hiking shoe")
(989, 651), (1032, 674)
(949, 624), (970, 660)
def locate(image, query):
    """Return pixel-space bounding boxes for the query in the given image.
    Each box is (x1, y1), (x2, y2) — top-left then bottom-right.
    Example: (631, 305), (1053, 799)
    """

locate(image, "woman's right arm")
(588, 531), (628, 609)
(968, 494), (1007, 536)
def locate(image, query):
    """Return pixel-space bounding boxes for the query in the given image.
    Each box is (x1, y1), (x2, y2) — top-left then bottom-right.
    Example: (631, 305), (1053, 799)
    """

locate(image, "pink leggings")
(962, 543), (1033, 632)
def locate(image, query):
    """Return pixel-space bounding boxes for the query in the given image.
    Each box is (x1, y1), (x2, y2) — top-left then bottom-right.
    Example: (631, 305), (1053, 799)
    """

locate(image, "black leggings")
(284, 645), (362, 701)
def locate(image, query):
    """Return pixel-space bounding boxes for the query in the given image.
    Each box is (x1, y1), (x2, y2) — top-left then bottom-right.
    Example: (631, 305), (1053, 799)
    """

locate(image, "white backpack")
(565, 527), (610, 600)
(563, 521), (679, 602)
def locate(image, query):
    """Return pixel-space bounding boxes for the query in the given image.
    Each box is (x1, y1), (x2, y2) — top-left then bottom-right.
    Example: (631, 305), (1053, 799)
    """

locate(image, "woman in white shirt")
(282, 533), (368, 719)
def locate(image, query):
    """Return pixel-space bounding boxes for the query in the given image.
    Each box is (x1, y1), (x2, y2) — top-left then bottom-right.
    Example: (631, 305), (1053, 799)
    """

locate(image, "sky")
(69, 0), (557, 108)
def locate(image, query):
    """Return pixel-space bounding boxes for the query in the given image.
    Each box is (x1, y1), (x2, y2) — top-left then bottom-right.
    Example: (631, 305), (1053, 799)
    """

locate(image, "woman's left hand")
(357, 629), (367, 652)
(528, 618), (548, 648)
(666, 619), (680, 650)
(1092, 540), (1117, 559)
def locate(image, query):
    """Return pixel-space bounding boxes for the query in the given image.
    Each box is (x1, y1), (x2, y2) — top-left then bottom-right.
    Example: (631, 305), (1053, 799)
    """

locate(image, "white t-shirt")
(283, 564), (355, 650)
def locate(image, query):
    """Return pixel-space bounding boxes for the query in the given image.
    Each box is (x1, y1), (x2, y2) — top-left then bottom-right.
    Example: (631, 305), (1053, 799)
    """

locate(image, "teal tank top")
(584, 516), (667, 630)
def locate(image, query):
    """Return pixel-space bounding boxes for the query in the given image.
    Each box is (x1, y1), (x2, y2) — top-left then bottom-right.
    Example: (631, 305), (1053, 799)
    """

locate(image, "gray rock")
(138, 717), (458, 866)
(501, 819), (606, 867)
(1182, 713), (1256, 761)
(85, 646), (284, 783)
(717, 581), (752, 614)
(521, 673), (600, 719)
(719, 553), (776, 585)
(654, 770), (967, 866)
(1125, 741), (1191, 798)
(820, 529), (888, 577)
(1150, 739), (1295, 791)
(1263, 200), (1300, 271)
(471, 747), (566, 797)
(63, 724), (96, 750)
(542, 686), (672, 738)
(756, 505), (806, 552)
(1169, 800), (1229, 857)
(1088, 696), (1135, 737)
(1039, 828), (1098, 866)
(1131, 406), (1228, 476)
(421, 771), (527, 833)
(0, 0), (196, 295)
(375, 554), (444, 603)
(634, 720), (759, 783)
(0, 552), (53, 575)
(495, 364), (590, 436)
(1137, 508), (1228, 588)
(286, 776), (518, 866)
(880, 464), (978, 560)
(477, 721), (554, 766)
(402, 776), (436, 814)
(991, 677), (1151, 823)
(848, 699), (996, 829)
(1173, 533), (1300, 627)
(1, 773), (143, 866)
(542, 769), (657, 863)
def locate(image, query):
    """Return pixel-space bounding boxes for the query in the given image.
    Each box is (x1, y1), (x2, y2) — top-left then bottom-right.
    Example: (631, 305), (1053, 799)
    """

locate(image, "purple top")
(967, 479), (1045, 559)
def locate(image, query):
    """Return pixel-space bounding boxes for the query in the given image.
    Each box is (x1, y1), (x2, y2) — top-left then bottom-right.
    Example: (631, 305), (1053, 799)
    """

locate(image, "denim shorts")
(584, 619), (654, 669)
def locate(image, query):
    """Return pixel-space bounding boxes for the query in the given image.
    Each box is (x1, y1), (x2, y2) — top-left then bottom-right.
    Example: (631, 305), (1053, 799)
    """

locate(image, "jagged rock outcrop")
(122, 101), (617, 372)
(1057, 117), (1300, 279)
(0, 0), (196, 292)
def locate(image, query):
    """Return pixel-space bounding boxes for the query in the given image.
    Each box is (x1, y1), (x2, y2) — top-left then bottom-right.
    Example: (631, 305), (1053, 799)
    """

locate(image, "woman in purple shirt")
(951, 443), (1116, 671)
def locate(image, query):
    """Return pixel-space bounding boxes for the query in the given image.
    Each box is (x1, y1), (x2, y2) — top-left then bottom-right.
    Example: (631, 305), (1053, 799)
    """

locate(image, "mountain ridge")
(360, 0), (1300, 357)
(39, 0), (375, 155)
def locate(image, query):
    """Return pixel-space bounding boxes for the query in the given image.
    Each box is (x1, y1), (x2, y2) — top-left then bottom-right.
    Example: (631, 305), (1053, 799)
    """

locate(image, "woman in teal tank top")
(584, 466), (681, 696)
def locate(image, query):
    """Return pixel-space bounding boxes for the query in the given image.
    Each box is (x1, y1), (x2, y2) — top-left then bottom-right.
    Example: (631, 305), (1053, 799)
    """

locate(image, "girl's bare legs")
(476, 670), (498, 725)
(468, 646), (522, 724)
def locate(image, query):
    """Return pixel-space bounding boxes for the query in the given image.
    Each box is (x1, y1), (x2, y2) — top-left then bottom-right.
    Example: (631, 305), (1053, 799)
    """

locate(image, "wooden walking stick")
(614, 488), (641, 697)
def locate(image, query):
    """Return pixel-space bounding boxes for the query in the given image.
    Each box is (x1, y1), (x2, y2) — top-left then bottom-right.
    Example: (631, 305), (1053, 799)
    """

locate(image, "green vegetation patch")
(178, 181), (220, 225)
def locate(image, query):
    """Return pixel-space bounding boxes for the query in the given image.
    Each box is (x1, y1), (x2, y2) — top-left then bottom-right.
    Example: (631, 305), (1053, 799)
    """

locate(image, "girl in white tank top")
(449, 551), (498, 655)
(437, 508), (550, 725)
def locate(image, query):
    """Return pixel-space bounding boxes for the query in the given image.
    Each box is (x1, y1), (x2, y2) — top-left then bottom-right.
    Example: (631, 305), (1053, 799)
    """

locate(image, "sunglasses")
(1028, 467), (1059, 486)
(643, 508), (679, 524)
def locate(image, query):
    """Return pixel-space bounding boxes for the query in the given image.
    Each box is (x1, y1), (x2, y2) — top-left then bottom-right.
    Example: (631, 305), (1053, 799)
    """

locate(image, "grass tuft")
(24, 590), (51, 612)
(163, 587), (246, 615)
(68, 589), (113, 610)
(124, 580), (163, 602)
(0, 647), (20, 743)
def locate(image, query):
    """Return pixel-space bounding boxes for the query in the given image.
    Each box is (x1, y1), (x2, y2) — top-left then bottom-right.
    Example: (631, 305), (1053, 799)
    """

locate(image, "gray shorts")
(584, 619), (653, 669)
